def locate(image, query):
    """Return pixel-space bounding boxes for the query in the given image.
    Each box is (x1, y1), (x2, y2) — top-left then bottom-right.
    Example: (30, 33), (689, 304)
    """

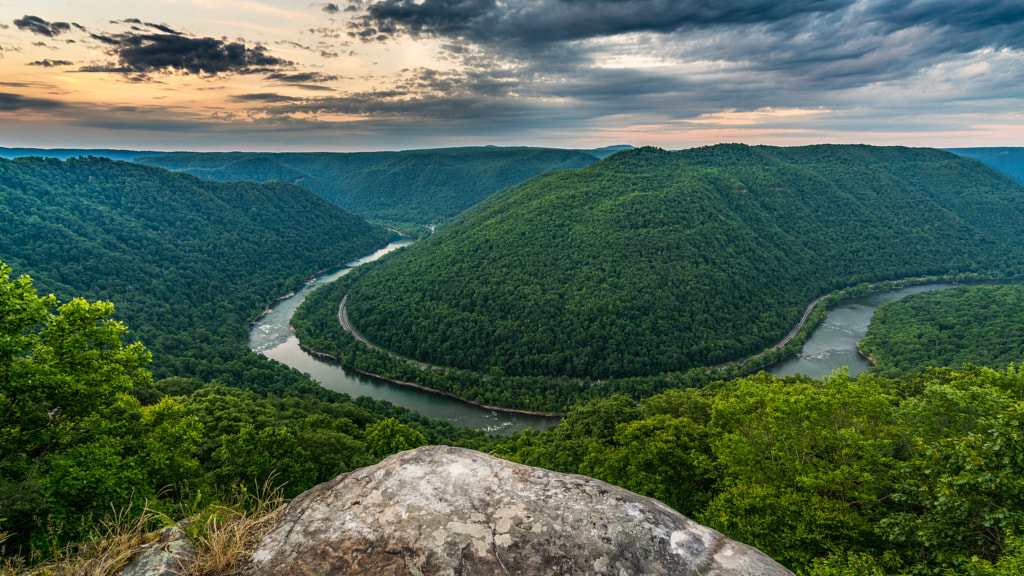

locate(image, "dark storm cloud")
(13, 15), (74, 37)
(28, 59), (74, 67)
(350, 0), (1024, 79)
(351, 0), (853, 45)
(80, 32), (291, 76)
(323, 3), (341, 14)
(338, 0), (1024, 127)
(0, 92), (65, 110)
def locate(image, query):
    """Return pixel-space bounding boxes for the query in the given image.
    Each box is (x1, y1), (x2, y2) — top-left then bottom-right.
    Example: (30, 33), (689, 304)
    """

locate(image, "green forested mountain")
(299, 145), (1024, 394)
(947, 147), (1024, 184)
(859, 283), (1024, 378)
(137, 148), (598, 229)
(0, 156), (392, 385)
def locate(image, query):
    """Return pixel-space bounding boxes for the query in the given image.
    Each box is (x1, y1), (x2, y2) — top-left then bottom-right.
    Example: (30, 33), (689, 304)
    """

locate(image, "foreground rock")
(249, 445), (792, 576)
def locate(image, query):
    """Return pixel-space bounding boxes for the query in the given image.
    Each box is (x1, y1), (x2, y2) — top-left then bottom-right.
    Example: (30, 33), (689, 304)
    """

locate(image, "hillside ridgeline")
(138, 148), (599, 230)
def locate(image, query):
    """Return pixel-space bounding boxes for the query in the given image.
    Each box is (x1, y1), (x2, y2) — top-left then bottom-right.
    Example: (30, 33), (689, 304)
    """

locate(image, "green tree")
(213, 425), (317, 498)
(364, 418), (427, 458)
(0, 262), (152, 546)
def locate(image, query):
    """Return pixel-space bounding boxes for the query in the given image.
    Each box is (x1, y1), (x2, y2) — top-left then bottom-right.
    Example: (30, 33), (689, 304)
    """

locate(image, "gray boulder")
(249, 445), (793, 576)
(121, 526), (195, 576)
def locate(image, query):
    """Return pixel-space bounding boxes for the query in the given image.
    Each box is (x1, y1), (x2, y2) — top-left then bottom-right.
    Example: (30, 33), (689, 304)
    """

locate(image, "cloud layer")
(2, 2), (1022, 149)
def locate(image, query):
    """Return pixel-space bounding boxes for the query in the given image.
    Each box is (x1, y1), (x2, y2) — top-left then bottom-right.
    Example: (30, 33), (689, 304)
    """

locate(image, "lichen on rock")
(248, 445), (793, 576)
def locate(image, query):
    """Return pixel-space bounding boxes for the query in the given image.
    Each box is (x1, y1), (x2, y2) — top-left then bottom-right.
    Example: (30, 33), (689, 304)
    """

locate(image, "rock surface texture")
(249, 445), (792, 576)
(120, 526), (195, 576)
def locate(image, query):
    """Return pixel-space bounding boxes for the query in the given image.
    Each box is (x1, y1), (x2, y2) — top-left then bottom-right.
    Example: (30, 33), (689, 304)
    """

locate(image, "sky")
(0, 0), (1022, 152)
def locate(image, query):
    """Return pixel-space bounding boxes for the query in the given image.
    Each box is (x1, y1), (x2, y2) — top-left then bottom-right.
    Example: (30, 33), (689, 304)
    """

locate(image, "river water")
(767, 283), (958, 379)
(247, 240), (562, 434)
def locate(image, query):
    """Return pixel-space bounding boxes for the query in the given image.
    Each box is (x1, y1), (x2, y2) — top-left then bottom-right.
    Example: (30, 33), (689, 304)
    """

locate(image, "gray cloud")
(13, 15), (74, 37)
(112, 19), (183, 35)
(231, 92), (299, 102)
(0, 92), (65, 111)
(266, 71), (339, 83)
(323, 3), (341, 14)
(28, 59), (74, 67)
(351, 0), (854, 45)
(334, 0), (1024, 128)
(80, 32), (291, 76)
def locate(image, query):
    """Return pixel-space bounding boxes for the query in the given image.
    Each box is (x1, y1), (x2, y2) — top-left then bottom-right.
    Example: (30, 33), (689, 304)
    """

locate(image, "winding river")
(246, 240), (562, 434)
(768, 283), (958, 379)
(250, 241), (987, 432)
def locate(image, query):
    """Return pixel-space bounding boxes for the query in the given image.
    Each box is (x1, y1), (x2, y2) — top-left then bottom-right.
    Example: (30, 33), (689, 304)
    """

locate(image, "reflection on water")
(768, 283), (957, 379)
(247, 240), (561, 434)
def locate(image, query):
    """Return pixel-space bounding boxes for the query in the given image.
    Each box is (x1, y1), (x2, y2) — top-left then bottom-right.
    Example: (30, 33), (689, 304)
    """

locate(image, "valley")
(5, 144), (1024, 576)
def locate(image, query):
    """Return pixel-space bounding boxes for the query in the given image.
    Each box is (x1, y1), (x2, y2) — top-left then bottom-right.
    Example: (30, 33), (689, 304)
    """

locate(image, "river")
(768, 283), (958, 379)
(247, 240), (562, 434)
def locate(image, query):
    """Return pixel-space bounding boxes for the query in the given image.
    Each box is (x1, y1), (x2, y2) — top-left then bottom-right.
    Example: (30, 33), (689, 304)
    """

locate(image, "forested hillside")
(0, 265), (492, 553)
(0, 156), (391, 387)
(859, 283), (1024, 377)
(137, 148), (598, 229)
(297, 145), (1024, 406)
(948, 147), (1024, 184)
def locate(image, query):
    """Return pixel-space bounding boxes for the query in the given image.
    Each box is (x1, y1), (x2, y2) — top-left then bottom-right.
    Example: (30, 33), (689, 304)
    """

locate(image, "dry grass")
(182, 483), (285, 576)
(1, 483), (286, 576)
(1, 503), (155, 576)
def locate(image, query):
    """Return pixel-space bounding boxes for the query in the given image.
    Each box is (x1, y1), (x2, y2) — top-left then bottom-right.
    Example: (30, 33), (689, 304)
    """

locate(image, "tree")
(365, 418), (427, 458)
(0, 261), (153, 546)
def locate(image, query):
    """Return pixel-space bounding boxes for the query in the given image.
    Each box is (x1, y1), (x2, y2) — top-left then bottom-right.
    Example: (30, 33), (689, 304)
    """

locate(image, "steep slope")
(137, 148), (598, 227)
(302, 145), (1024, 384)
(0, 156), (392, 383)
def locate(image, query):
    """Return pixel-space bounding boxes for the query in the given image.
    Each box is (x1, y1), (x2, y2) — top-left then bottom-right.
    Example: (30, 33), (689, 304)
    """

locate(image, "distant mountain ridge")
(137, 147), (603, 229)
(947, 147), (1024, 184)
(0, 146), (162, 162)
(304, 144), (1024, 385)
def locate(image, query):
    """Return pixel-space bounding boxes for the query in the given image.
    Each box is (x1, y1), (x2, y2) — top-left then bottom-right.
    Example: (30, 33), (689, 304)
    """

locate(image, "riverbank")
(297, 343), (564, 418)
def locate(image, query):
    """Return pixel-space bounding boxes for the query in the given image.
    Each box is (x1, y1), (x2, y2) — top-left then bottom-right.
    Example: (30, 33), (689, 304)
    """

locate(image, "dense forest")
(0, 266), (493, 554)
(138, 148), (599, 231)
(295, 145), (1024, 409)
(859, 284), (1024, 378)
(0, 158), (502, 554)
(948, 148), (1024, 184)
(497, 364), (1024, 575)
(9, 260), (1024, 574)
(0, 156), (395, 388)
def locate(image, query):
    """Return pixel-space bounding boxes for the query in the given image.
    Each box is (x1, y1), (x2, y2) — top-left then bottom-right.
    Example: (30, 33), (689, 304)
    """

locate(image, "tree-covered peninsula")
(295, 145), (1024, 408)
(138, 147), (598, 231)
(859, 283), (1024, 378)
